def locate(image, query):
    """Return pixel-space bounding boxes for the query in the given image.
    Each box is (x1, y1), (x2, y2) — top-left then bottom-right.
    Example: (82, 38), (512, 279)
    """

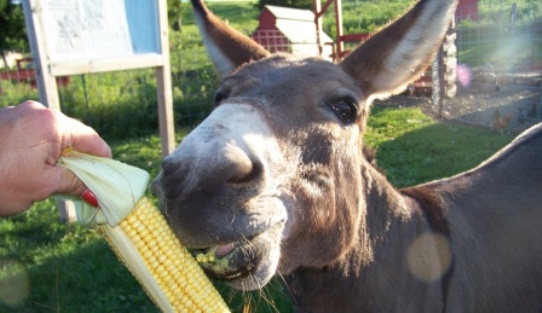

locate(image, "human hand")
(0, 101), (112, 216)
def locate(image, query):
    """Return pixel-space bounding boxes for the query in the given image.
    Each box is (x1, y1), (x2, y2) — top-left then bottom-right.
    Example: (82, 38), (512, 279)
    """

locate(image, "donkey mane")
(401, 186), (449, 235)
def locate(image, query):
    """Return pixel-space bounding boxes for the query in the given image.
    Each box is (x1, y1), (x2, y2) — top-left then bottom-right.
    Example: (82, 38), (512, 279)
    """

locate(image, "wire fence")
(0, 48), (218, 141)
(436, 0), (542, 133)
(251, 29), (333, 59)
(2, 0), (541, 137)
(252, 30), (291, 54)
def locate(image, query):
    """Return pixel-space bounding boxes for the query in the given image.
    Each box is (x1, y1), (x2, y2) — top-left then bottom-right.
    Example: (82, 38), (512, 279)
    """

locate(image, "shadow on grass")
(1, 228), (293, 313)
(1, 239), (157, 313)
(374, 121), (515, 188)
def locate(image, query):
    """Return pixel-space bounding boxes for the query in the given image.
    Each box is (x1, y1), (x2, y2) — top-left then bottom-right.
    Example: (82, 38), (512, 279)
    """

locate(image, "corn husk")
(56, 150), (149, 227)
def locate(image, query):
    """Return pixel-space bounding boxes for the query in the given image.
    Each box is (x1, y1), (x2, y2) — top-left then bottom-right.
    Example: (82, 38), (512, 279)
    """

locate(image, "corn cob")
(57, 151), (229, 312)
(100, 197), (230, 313)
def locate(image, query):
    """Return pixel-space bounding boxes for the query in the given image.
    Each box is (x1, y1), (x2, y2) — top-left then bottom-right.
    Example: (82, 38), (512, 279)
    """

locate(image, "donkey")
(153, 0), (542, 312)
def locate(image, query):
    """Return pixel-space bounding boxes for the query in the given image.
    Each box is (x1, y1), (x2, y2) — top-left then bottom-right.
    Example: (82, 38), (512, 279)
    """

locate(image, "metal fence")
(335, 0), (542, 134)
(437, 0), (542, 133)
(0, 48), (218, 140)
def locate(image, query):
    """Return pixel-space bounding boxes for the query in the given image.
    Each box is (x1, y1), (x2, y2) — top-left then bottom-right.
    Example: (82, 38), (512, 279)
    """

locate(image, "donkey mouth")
(193, 240), (259, 281)
(184, 219), (285, 290)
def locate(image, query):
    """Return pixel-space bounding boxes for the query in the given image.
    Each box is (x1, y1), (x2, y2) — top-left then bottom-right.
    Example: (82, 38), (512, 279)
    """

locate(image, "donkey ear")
(340, 0), (458, 99)
(190, 0), (270, 78)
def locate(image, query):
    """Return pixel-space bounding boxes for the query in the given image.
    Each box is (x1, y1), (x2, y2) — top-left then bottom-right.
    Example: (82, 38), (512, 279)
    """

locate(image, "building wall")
(257, 9), (277, 30)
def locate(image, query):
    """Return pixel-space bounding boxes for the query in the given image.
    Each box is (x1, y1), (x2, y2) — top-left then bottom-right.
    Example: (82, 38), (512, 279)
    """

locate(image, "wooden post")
(334, 0), (344, 61)
(313, 0), (323, 56)
(156, 0), (176, 157)
(22, 0), (76, 222)
(22, 0), (60, 109)
(313, 0), (341, 60)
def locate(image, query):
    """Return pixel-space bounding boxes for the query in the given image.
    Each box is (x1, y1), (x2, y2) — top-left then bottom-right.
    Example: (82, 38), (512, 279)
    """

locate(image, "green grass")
(366, 106), (514, 187)
(326, 0), (413, 36)
(0, 105), (515, 312)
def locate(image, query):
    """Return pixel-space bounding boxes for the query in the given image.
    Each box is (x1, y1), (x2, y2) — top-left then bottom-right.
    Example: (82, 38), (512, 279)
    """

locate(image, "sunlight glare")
(406, 233), (452, 282)
(0, 258), (31, 308)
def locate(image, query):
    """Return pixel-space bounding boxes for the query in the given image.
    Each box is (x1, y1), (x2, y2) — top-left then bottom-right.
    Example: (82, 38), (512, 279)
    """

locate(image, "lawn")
(0, 105), (515, 313)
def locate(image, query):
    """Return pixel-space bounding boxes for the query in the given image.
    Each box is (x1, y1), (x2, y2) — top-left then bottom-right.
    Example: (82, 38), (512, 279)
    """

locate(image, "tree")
(168, 0), (184, 32)
(0, 0), (27, 51)
(0, 0), (28, 67)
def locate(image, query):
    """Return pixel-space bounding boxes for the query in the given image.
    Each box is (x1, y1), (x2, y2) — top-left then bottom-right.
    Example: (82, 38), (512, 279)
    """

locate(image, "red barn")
(251, 5), (333, 60)
(456, 0), (478, 22)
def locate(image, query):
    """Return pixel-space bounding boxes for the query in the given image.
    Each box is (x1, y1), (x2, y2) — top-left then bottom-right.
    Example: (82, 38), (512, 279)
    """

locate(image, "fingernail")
(81, 189), (99, 208)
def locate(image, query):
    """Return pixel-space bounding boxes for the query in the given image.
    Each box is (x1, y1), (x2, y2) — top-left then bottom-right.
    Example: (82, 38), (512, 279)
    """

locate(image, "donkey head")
(154, 0), (458, 290)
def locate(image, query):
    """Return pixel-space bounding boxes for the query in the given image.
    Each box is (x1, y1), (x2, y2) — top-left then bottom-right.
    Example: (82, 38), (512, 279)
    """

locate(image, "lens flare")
(0, 258), (31, 308)
(456, 64), (471, 88)
(407, 233), (452, 282)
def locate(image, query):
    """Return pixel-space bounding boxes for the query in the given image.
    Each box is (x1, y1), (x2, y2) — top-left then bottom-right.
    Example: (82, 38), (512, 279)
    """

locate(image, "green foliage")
(206, 1), (260, 33)
(0, 0), (28, 52)
(455, 23), (539, 68)
(0, 80), (38, 107)
(111, 131), (187, 179)
(455, 0), (542, 68)
(168, 0), (184, 31)
(476, 0), (542, 25)
(58, 71), (160, 141)
(328, 0), (411, 36)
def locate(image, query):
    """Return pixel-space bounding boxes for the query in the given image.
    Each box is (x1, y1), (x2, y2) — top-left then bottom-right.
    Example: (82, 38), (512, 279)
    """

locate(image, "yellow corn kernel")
(101, 197), (230, 313)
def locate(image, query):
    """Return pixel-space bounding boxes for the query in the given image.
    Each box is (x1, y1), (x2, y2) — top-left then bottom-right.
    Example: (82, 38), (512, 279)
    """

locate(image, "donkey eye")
(328, 98), (357, 124)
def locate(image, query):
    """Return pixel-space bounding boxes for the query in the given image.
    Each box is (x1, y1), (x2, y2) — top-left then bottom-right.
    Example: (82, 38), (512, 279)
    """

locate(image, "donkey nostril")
(159, 144), (262, 187)
(228, 160), (263, 184)
(220, 143), (262, 184)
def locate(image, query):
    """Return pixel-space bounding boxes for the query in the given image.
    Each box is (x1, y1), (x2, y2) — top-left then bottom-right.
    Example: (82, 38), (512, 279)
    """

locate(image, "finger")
(61, 115), (112, 158)
(0, 105), (15, 114)
(12, 100), (47, 116)
(0, 201), (34, 217)
(0, 101), (44, 125)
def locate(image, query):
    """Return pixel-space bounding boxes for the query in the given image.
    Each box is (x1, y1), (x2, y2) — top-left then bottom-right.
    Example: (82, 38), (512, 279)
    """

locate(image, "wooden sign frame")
(22, 0), (175, 220)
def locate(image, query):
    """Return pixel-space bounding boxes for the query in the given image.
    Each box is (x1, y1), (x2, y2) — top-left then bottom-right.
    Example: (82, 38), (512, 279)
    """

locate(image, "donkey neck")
(287, 160), (446, 312)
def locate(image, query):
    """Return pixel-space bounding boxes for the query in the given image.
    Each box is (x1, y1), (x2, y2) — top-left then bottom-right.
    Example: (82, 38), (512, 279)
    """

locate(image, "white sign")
(41, 0), (160, 62)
